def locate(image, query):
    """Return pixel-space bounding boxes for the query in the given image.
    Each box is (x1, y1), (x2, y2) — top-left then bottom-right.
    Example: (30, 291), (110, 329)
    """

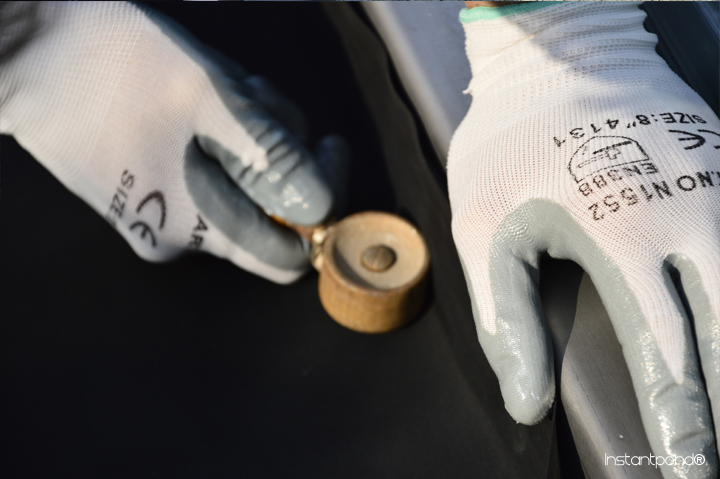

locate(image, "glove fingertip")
(501, 372), (555, 426)
(271, 160), (334, 227)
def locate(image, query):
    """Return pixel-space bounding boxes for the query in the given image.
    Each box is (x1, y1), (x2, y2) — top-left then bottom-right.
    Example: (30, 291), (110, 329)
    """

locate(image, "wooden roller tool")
(275, 212), (430, 333)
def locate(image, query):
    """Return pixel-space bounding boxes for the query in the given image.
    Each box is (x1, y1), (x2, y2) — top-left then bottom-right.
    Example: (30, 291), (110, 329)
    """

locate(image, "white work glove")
(448, 3), (720, 478)
(0, 2), (342, 283)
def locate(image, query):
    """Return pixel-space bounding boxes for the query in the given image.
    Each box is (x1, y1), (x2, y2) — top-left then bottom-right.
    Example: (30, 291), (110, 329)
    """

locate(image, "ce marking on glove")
(129, 191), (167, 248)
(668, 129), (720, 150)
(104, 170), (167, 248)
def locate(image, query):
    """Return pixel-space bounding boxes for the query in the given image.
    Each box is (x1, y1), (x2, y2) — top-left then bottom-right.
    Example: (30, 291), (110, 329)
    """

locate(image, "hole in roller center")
(361, 244), (397, 272)
(330, 212), (427, 290)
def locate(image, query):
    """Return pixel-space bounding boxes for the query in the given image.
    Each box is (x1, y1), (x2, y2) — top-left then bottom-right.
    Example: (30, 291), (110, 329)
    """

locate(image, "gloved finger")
(453, 211), (554, 425)
(195, 79), (333, 227)
(590, 263), (717, 478)
(667, 250), (720, 451)
(184, 139), (309, 284)
(242, 75), (309, 143)
(313, 134), (350, 217)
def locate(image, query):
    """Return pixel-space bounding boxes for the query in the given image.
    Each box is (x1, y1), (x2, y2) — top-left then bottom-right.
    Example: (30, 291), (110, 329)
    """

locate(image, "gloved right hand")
(0, 2), (342, 283)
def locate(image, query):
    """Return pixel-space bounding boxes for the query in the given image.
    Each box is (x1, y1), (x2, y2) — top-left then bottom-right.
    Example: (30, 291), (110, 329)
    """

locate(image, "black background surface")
(0, 4), (551, 478)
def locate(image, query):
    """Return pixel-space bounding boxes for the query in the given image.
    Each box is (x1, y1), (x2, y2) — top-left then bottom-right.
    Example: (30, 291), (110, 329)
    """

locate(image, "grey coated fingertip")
(456, 249), (555, 426)
(202, 76), (334, 227)
(264, 159), (333, 226)
(195, 135), (333, 227)
(502, 370), (555, 426)
(485, 320), (556, 426)
(183, 140), (310, 272)
(487, 218), (556, 425)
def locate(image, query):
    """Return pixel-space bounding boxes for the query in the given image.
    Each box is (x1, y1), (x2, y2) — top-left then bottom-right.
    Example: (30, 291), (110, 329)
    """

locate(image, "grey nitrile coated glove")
(0, 2), (344, 283)
(450, 3), (720, 478)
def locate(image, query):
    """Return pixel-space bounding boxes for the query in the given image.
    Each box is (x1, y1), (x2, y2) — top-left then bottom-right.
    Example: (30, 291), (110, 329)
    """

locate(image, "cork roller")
(280, 212), (430, 333)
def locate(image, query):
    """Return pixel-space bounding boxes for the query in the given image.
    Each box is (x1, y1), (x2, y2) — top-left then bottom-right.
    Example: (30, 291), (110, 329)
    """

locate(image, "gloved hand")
(0, 2), (340, 283)
(449, 2), (719, 477)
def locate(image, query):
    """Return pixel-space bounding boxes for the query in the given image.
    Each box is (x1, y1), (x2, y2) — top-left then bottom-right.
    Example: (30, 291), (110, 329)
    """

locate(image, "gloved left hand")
(449, 3), (720, 478)
(0, 2), (338, 283)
